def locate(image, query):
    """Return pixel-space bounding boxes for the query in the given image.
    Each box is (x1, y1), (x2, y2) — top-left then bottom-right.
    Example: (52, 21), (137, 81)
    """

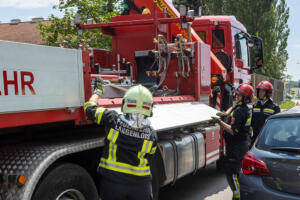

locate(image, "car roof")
(269, 106), (300, 119)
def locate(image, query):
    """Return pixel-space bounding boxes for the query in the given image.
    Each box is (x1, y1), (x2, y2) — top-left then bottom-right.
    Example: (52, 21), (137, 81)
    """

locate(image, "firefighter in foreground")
(84, 78), (157, 200)
(212, 83), (253, 200)
(251, 80), (280, 147)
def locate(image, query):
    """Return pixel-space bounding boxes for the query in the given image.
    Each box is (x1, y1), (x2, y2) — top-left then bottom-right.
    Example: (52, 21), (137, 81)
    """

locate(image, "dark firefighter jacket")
(251, 99), (280, 136)
(224, 102), (252, 144)
(84, 101), (157, 184)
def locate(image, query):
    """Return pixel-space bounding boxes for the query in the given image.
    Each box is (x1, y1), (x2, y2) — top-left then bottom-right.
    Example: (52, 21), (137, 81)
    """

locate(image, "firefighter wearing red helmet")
(212, 83), (253, 200)
(251, 80), (280, 147)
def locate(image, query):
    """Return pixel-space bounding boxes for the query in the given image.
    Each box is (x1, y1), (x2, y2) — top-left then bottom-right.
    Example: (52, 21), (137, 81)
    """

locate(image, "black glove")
(216, 112), (228, 117)
(211, 116), (221, 124)
(94, 77), (104, 96)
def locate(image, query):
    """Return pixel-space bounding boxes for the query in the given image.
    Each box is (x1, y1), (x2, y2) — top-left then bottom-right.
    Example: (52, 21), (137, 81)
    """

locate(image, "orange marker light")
(211, 76), (217, 84)
(18, 175), (27, 185)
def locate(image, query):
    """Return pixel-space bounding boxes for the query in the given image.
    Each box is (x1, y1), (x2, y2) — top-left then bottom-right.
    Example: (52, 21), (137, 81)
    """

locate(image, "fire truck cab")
(192, 16), (263, 110)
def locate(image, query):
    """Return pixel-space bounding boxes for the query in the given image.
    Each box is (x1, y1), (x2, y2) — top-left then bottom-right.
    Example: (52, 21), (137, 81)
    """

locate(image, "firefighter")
(251, 80), (280, 147)
(212, 83), (253, 200)
(84, 78), (157, 200)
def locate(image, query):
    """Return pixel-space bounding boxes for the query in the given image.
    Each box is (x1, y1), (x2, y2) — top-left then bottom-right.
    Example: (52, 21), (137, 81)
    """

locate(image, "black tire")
(33, 163), (99, 200)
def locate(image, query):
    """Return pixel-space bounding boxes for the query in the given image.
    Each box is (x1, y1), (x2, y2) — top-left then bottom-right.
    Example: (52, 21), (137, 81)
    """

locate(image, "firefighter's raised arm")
(84, 77), (111, 125)
(90, 77), (104, 102)
(211, 116), (234, 135)
(212, 84), (254, 136)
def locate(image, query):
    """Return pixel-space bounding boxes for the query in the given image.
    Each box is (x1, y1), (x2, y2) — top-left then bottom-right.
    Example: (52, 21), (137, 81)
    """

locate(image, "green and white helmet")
(122, 85), (153, 117)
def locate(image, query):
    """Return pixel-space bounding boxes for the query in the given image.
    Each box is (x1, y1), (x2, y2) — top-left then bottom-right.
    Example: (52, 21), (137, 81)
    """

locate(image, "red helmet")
(256, 80), (273, 97)
(234, 83), (254, 104)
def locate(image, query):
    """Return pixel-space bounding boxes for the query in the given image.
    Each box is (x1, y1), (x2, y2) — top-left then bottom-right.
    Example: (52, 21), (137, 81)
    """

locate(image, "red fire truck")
(0, 0), (263, 199)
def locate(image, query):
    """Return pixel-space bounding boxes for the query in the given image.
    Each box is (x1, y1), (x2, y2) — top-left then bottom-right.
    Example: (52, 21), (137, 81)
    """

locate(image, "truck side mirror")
(249, 36), (264, 70)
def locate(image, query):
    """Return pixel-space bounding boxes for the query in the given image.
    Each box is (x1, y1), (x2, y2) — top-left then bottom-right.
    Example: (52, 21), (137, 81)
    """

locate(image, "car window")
(256, 118), (300, 150)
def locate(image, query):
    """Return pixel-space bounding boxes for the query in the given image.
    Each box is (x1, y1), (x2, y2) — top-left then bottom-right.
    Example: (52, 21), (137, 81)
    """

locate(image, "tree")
(172, 0), (290, 79)
(295, 80), (300, 88)
(273, 0), (290, 79)
(38, 0), (121, 49)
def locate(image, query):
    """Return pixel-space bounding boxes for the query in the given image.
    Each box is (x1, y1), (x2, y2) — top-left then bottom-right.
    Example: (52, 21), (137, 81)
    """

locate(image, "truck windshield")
(212, 29), (224, 49)
(235, 34), (249, 67)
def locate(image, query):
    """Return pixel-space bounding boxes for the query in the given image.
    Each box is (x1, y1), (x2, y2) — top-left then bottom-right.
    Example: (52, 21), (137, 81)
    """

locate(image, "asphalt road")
(159, 164), (232, 200)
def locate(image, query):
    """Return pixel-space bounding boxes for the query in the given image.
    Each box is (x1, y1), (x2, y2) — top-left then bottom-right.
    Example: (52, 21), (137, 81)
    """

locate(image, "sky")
(285, 0), (300, 81)
(0, 0), (62, 22)
(0, 0), (299, 81)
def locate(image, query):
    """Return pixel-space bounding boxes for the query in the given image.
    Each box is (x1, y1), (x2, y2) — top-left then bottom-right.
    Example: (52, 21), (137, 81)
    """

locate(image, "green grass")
(279, 100), (295, 109)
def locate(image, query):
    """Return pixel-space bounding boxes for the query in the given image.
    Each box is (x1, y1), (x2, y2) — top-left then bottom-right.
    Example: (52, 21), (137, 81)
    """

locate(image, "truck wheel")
(33, 163), (98, 200)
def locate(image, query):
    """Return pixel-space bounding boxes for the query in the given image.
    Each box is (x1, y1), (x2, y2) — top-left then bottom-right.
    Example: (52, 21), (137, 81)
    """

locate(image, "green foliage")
(279, 100), (295, 109)
(172, 0), (290, 80)
(290, 80), (300, 88)
(291, 91), (296, 97)
(38, 0), (121, 49)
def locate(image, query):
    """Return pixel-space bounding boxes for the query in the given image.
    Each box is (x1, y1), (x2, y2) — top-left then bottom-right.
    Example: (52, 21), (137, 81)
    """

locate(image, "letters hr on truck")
(0, 70), (36, 96)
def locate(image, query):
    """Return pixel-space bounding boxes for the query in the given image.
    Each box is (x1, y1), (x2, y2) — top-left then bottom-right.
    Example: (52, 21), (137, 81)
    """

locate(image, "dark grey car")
(240, 106), (300, 200)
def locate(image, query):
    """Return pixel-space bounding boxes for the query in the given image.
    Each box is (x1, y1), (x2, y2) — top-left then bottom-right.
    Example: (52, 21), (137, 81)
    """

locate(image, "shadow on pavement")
(159, 164), (230, 200)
